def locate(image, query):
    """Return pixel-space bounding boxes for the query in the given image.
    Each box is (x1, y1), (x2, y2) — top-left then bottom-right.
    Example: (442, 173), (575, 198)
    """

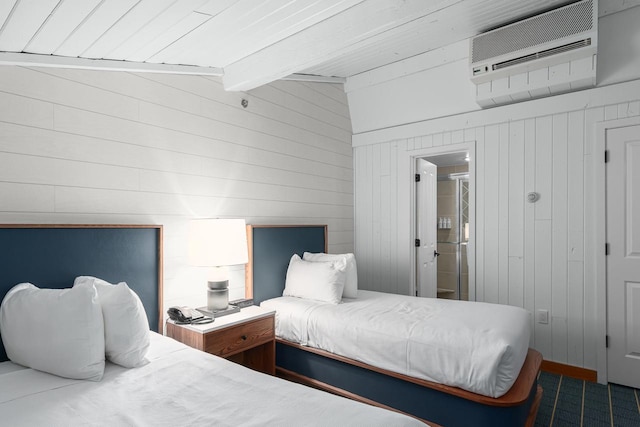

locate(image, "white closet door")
(606, 124), (640, 388)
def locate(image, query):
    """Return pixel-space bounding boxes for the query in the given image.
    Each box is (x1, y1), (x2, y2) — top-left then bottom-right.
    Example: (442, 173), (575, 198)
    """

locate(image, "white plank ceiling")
(0, 0), (637, 91)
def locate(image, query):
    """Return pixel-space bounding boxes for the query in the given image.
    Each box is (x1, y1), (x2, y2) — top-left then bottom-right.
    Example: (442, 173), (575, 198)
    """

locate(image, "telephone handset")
(167, 306), (213, 325)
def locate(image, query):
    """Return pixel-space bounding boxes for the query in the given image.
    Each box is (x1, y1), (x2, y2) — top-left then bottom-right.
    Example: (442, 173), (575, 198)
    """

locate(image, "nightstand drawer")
(204, 316), (274, 357)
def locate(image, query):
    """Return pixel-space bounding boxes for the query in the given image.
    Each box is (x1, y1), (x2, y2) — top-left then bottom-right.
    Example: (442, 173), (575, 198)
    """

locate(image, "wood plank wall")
(353, 83), (640, 369)
(0, 66), (353, 309)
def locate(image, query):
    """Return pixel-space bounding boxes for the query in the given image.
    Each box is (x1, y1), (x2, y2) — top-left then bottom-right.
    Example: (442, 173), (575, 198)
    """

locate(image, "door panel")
(628, 139), (640, 257)
(626, 282), (640, 357)
(607, 124), (640, 388)
(416, 159), (437, 298)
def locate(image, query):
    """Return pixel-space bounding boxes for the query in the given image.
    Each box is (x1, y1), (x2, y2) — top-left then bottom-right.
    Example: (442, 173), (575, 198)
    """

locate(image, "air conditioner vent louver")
(471, 0), (594, 63)
(492, 38), (592, 71)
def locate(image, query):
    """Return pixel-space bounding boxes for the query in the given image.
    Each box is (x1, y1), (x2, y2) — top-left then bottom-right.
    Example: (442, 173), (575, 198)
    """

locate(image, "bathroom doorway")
(416, 152), (470, 301)
(436, 169), (469, 300)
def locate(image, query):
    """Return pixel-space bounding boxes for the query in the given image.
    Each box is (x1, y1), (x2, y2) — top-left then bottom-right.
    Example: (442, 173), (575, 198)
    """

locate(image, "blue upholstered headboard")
(247, 225), (327, 305)
(0, 225), (163, 363)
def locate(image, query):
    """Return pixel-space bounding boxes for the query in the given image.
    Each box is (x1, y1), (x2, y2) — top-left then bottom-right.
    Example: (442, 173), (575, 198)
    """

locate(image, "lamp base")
(207, 279), (229, 311)
(196, 305), (240, 318)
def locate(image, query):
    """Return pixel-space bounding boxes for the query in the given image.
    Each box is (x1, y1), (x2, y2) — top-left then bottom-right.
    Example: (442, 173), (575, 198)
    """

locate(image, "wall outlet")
(536, 309), (549, 324)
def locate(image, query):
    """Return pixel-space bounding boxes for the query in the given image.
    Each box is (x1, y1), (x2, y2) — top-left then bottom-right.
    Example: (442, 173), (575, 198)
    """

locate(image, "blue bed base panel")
(277, 341), (537, 427)
(0, 225), (162, 363)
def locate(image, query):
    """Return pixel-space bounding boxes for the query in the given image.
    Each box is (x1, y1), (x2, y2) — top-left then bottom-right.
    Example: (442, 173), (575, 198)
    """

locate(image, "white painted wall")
(346, 39), (476, 134)
(353, 81), (640, 371)
(348, 6), (640, 371)
(597, 6), (640, 86)
(0, 66), (352, 314)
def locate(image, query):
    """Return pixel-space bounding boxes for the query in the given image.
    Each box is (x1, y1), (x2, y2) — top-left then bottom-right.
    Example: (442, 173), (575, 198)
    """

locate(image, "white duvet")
(261, 290), (531, 398)
(0, 332), (424, 427)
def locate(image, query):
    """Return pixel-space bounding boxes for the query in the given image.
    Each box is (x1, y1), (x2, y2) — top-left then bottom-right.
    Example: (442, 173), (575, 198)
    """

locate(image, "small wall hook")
(241, 98), (248, 108)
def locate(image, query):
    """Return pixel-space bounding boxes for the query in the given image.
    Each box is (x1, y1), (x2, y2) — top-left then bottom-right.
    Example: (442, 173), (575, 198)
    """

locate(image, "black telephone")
(167, 306), (213, 325)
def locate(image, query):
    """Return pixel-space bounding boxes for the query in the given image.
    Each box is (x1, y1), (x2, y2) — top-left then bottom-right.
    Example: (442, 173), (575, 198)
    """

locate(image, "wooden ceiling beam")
(221, 0), (463, 91)
(0, 52), (223, 76)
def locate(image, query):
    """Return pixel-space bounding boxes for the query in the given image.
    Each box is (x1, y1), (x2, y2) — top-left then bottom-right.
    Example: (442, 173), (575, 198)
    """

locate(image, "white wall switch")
(536, 309), (549, 324)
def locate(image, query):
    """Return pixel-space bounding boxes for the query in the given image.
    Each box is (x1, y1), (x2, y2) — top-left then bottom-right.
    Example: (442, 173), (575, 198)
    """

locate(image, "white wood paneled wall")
(354, 80), (640, 369)
(0, 66), (352, 310)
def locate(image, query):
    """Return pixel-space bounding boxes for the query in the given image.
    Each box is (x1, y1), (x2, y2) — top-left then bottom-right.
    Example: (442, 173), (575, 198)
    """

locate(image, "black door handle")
(434, 251), (440, 257)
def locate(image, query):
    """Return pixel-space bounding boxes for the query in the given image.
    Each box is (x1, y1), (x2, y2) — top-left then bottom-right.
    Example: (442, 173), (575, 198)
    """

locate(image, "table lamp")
(188, 218), (248, 314)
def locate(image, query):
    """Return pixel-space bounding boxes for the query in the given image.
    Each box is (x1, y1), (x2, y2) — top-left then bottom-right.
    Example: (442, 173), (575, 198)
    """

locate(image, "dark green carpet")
(535, 372), (640, 426)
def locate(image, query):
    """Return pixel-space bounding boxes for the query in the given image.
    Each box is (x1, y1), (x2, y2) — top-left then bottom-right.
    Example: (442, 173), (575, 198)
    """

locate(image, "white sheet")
(262, 290), (530, 398)
(0, 332), (424, 427)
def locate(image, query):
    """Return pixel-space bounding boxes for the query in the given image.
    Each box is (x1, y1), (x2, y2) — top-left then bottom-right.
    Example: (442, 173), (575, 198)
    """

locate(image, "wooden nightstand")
(166, 306), (276, 375)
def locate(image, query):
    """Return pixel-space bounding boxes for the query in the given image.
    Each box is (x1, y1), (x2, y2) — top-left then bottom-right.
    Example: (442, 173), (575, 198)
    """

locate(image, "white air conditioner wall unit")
(470, 0), (598, 107)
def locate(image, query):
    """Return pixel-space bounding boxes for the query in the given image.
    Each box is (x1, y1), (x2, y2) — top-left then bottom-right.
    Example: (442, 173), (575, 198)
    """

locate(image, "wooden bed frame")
(246, 224), (543, 427)
(0, 224), (163, 363)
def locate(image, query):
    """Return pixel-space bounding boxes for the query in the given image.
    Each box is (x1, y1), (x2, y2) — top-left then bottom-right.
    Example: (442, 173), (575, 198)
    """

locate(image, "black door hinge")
(415, 239), (421, 247)
(605, 150), (609, 163)
(606, 335), (610, 348)
(415, 173), (420, 182)
(605, 243), (610, 256)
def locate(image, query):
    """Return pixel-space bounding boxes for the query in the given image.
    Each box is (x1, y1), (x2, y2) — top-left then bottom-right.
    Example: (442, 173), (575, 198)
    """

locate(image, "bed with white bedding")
(247, 224), (543, 427)
(261, 290), (530, 398)
(0, 332), (424, 427)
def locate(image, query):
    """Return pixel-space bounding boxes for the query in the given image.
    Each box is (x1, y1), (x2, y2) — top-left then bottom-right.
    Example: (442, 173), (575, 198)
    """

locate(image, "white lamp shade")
(188, 219), (249, 267)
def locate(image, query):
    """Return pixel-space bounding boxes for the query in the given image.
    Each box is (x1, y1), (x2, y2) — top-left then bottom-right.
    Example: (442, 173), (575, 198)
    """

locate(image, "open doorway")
(437, 167), (469, 300)
(416, 151), (471, 301)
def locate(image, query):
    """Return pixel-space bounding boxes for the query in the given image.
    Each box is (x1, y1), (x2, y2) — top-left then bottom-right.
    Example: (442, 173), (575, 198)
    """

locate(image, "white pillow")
(283, 254), (346, 304)
(303, 252), (358, 298)
(0, 282), (105, 381)
(74, 276), (150, 368)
